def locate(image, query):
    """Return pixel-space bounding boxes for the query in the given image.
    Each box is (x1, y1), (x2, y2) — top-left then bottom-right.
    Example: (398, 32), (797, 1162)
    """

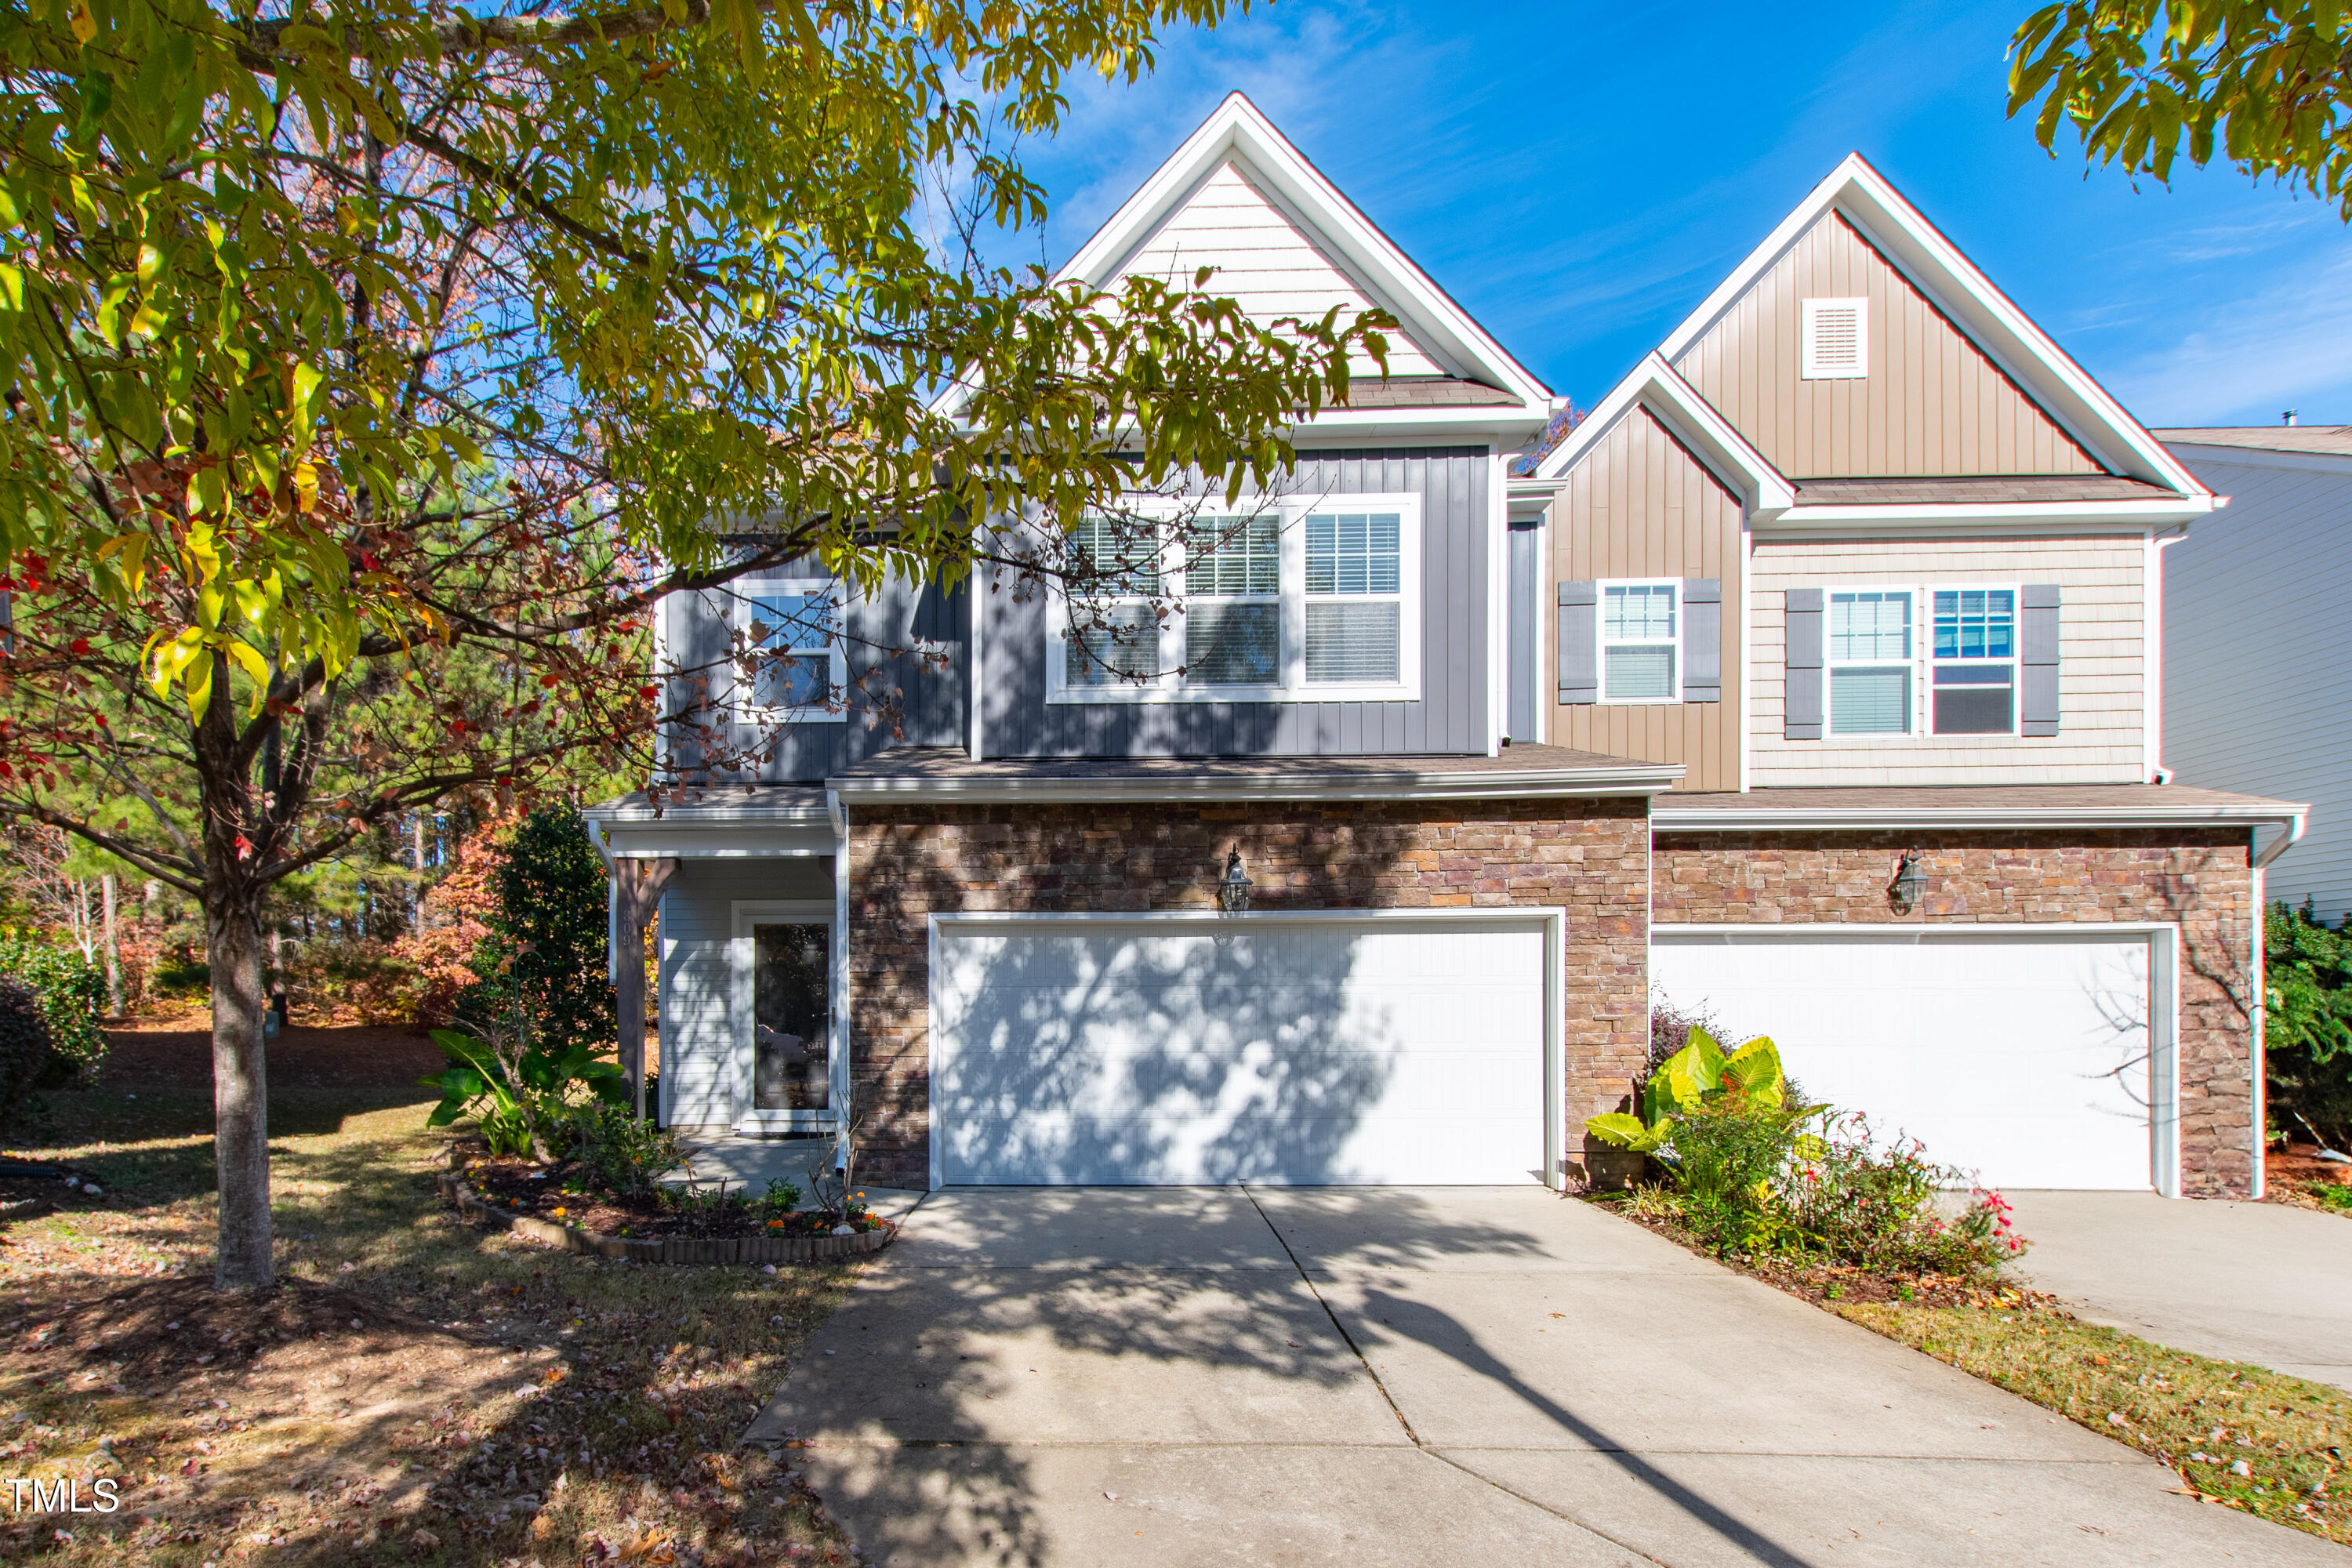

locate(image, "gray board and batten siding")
(2160, 446), (2352, 922)
(662, 559), (968, 785)
(978, 447), (1494, 757)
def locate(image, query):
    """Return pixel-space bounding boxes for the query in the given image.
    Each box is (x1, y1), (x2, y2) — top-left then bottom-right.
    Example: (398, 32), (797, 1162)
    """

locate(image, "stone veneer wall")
(844, 799), (1653, 1187)
(1653, 830), (2259, 1197)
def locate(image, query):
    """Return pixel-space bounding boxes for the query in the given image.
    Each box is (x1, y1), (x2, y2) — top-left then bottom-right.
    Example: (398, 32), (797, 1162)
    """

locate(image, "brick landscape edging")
(431, 1171), (895, 1265)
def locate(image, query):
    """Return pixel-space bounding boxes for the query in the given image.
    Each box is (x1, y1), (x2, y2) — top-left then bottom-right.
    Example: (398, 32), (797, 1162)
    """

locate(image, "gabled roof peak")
(1660, 154), (2205, 496)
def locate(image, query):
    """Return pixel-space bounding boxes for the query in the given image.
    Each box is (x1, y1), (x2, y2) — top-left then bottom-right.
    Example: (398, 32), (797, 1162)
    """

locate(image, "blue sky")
(996, 0), (2351, 428)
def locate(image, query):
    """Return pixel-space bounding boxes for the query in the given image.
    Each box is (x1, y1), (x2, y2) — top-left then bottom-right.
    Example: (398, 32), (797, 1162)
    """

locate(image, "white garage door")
(931, 915), (1552, 1185)
(1651, 929), (2171, 1192)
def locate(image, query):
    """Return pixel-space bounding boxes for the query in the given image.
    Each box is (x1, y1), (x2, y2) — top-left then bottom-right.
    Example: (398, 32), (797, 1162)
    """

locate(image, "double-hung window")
(1063, 515), (1164, 687)
(1182, 514), (1281, 686)
(1600, 582), (1678, 701)
(737, 581), (845, 722)
(1828, 590), (1912, 735)
(1048, 495), (1421, 702)
(1931, 588), (2016, 734)
(1304, 510), (1405, 684)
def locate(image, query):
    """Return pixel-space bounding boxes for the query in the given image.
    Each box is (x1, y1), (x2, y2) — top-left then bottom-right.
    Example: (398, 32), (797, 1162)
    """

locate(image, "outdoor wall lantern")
(1886, 847), (1927, 911)
(1218, 850), (1254, 913)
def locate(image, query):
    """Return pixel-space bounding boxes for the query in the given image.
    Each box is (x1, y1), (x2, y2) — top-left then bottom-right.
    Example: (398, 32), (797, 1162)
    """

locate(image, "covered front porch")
(583, 786), (851, 1143)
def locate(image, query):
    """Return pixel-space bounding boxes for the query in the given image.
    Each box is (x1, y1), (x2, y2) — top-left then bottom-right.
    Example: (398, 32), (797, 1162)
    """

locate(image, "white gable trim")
(1659, 154), (2212, 503)
(930, 93), (1550, 432)
(1533, 353), (1796, 518)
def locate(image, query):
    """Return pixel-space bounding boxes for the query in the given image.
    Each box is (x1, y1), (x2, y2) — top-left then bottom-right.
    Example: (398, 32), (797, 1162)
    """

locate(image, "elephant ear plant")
(1586, 1027), (1806, 1156)
(422, 948), (627, 1163)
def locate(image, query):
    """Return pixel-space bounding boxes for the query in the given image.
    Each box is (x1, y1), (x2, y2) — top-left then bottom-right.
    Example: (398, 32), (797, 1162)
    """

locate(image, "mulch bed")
(95, 1011), (447, 1093)
(1599, 1197), (2059, 1312)
(2268, 1142), (2352, 1210)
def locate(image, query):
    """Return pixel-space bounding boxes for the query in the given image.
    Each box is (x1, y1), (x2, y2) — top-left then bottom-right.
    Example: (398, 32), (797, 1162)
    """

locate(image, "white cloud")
(2102, 251), (2352, 425)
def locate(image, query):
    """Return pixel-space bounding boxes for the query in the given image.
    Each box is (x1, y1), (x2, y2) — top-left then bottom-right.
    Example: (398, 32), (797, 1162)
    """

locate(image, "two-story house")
(587, 94), (2304, 1200)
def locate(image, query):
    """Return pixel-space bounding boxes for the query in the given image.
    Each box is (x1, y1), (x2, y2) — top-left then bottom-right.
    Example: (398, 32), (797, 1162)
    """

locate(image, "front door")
(752, 920), (830, 1112)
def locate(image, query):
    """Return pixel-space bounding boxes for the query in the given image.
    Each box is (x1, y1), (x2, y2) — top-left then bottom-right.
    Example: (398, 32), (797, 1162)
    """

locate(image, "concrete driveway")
(2009, 1191), (2352, 1390)
(747, 1188), (2341, 1566)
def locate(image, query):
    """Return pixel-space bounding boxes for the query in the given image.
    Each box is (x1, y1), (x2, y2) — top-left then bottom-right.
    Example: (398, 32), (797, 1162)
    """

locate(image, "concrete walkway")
(2009, 1190), (2352, 1390)
(745, 1188), (2340, 1566)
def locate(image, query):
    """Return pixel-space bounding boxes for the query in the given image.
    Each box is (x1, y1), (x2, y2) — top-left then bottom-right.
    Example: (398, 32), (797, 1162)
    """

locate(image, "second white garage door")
(1651, 927), (2174, 1192)
(931, 913), (1554, 1186)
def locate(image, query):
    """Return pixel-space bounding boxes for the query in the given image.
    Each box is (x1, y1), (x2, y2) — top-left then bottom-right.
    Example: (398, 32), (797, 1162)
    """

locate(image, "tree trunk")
(613, 857), (677, 1123)
(208, 884), (273, 1290)
(100, 873), (124, 1018)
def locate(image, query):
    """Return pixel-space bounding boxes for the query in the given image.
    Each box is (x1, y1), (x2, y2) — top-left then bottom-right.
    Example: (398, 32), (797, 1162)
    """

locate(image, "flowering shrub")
(1779, 1111), (2027, 1278)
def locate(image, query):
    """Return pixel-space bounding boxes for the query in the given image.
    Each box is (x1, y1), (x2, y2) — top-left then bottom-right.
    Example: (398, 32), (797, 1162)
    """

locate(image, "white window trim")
(731, 898), (840, 1133)
(1800, 296), (1868, 380)
(1928, 580), (2023, 739)
(731, 578), (848, 725)
(1044, 492), (1424, 705)
(1824, 585), (1918, 739)
(1595, 577), (1682, 706)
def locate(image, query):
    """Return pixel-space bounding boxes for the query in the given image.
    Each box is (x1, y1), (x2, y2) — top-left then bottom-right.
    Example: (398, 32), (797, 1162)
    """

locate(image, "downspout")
(2249, 804), (2308, 1202)
(828, 787), (851, 1178)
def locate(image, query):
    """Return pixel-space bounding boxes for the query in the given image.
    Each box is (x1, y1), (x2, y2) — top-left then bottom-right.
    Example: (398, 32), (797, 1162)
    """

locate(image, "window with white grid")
(1062, 515), (1163, 687)
(736, 580), (846, 721)
(1601, 581), (1679, 702)
(1828, 590), (1912, 735)
(1303, 511), (1403, 685)
(1181, 514), (1281, 687)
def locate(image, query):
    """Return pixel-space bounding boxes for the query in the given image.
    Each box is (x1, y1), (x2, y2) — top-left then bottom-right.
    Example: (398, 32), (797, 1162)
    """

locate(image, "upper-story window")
(1183, 514), (1280, 684)
(1063, 516), (1163, 687)
(1047, 494), (1422, 703)
(1932, 587), (2016, 735)
(737, 580), (846, 723)
(1828, 590), (1912, 735)
(1600, 580), (1678, 702)
(1305, 511), (1403, 684)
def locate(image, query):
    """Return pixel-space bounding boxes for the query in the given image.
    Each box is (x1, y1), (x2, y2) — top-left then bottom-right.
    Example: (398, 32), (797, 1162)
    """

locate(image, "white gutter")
(826, 763), (1685, 804)
(1653, 800), (2308, 834)
(2256, 807), (2310, 868)
(1765, 498), (2216, 530)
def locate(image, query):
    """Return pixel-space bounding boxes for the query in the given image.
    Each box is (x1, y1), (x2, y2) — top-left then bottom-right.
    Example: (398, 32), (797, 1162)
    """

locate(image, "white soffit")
(929, 92), (1551, 426)
(1656, 153), (2211, 502)
(1534, 353), (1796, 516)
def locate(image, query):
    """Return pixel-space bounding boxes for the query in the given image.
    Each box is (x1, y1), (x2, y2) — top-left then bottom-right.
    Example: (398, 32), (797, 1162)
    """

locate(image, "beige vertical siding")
(1675, 211), (2102, 478)
(1750, 534), (2145, 786)
(1120, 158), (1443, 379)
(1545, 403), (1744, 792)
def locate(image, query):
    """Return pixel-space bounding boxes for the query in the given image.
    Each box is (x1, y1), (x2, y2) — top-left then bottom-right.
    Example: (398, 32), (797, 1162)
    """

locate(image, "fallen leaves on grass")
(1843, 1299), (2352, 1545)
(0, 1025), (869, 1568)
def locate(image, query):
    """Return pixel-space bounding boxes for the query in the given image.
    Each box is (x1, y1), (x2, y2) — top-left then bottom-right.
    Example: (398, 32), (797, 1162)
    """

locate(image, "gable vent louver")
(1801, 297), (1867, 379)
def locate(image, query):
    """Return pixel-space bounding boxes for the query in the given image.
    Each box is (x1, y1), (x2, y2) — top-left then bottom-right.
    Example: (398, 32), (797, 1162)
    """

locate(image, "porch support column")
(614, 856), (679, 1122)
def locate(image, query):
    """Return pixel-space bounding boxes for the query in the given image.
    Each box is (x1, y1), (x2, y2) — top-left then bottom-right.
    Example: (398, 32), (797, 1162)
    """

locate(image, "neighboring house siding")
(664, 568), (967, 785)
(1674, 211), (2102, 478)
(1544, 403), (1744, 792)
(980, 447), (1492, 757)
(2163, 452), (2352, 920)
(1750, 534), (2145, 786)
(1114, 156), (1446, 379)
(658, 857), (836, 1128)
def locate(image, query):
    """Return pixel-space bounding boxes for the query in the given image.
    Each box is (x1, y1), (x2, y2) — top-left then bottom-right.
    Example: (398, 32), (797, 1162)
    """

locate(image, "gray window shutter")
(1682, 579), (1722, 702)
(1784, 587), (1824, 739)
(1557, 581), (1598, 704)
(2020, 583), (2061, 736)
